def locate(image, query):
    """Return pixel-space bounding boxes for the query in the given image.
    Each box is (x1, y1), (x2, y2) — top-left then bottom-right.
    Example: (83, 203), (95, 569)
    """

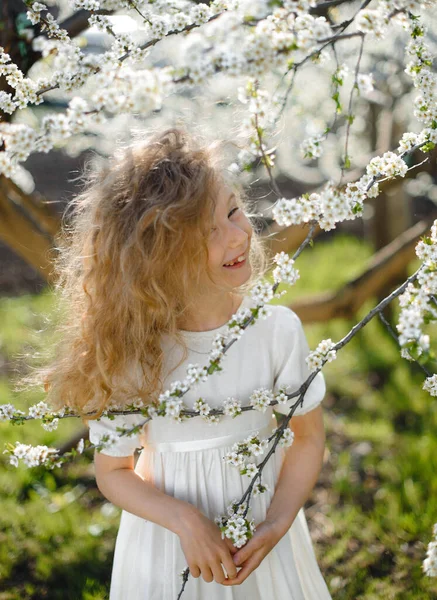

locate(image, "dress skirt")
(108, 417), (332, 600)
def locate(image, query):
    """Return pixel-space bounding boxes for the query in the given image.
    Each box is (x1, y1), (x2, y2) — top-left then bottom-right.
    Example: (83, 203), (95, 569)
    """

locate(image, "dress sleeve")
(272, 306), (326, 416)
(87, 412), (145, 457)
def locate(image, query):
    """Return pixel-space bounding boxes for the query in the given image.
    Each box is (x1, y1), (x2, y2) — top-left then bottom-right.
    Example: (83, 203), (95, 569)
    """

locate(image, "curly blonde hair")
(14, 127), (271, 423)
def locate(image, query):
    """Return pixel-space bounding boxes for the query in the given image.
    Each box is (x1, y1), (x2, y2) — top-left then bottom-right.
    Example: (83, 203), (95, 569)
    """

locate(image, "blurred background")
(1, 0), (437, 598)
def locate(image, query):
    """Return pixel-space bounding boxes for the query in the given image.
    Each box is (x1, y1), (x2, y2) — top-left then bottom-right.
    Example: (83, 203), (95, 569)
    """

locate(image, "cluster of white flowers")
(193, 398), (211, 417)
(250, 281), (274, 305)
(186, 364), (209, 386)
(28, 401), (51, 419)
(402, 17), (437, 159)
(283, 0), (317, 14)
(7, 442), (60, 468)
(306, 338), (337, 372)
(355, 8), (388, 39)
(0, 404), (21, 421)
(234, 80), (279, 171)
(223, 430), (270, 472)
(272, 194), (321, 228)
(400, 332), (430, 361)
(240, 462), (259, 478)
(249, 388), (275, 413)
(0, 0), (433, 188)
(366, 152), (409, 179)
(245, 432), (272, 457)
(275, 387), (290, 406)
(223, 397), (243, 418)
(397, 218), (437, 355)
(398, 132), (420, 153)
(423, 523), (437, 577)
(165, 396), (185, 419)
(41, 418), (60, 432)
(215, 500), (256, 548)
(227, 307), (254, 340)
(423, 374), (437, 397)
(300, 134), (325, 160)
(272, 251), (300, 286)
(26, 3), (70, 44)
(397, 304), (426, 350)
(208, 332), (227, 362)
(253, 481), (270, 497)
(274, 427), (295, 448)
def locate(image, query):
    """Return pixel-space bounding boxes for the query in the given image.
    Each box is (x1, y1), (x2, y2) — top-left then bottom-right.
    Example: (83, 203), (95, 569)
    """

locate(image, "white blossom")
(223, 397), (242, 418)
(165, 397), (184, 418)
(203, 414), (221, 425)
(245, 432), (269, 457)
(185, 364), (209, 386)
(249, 388), (274, 412)
(9, 442), (59, 468)
(28, 401), (50, 419)
(423, 374), (437, 397)
(42, 418), (59, 432)
(0, 404), (16, 421)
(250, 282), (274, 304)
(356, 9), (387, 38)
(194, 398), (211, 416)
(253, 482), (270, 497)
(423, 527), (437, 577)
(306, 338), (337, 372)
(258, 305), (272, 320)
(398, 132), (419, 153)
(241, 462), (258, 478)
(273, 251), (300, 286)
(356, 73), (374, 95)
(277, 427), (295, 448)
(215, 500), (256, 548)
(300, 134), (324, 159)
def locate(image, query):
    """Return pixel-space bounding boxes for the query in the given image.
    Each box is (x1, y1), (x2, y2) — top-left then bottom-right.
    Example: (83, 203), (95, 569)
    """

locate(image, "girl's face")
(206, 180), (253, 290)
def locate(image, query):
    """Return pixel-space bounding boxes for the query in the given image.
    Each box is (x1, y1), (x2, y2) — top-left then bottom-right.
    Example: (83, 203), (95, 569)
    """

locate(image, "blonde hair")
(14, 127), (270, 423)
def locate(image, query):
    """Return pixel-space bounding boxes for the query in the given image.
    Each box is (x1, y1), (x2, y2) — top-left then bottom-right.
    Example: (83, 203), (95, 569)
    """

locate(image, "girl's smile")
(223, 252), (247, 269)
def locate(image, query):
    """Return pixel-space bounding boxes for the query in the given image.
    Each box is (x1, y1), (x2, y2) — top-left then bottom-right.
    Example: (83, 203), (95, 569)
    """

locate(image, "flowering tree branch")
(1, 0), (437, 592)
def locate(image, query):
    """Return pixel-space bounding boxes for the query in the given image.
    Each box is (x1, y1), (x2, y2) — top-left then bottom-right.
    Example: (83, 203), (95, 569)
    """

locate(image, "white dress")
(88, 296), (332, 600)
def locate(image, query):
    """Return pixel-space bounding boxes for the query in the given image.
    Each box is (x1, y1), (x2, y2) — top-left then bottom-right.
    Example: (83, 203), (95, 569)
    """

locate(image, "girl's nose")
(229, 224), (249, 247)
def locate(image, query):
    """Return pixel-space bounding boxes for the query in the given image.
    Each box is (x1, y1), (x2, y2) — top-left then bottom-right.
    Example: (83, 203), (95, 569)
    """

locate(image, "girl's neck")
(178, 292), (244, 333)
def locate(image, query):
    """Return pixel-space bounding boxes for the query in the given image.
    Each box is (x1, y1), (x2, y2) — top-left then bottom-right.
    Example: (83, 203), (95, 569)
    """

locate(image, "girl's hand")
(221, 519), (282, 586)
(176, 507), (238, 584)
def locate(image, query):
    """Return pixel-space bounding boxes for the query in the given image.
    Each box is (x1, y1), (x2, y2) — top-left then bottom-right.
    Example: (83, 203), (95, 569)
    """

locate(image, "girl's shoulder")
(243, 296), (301, 331)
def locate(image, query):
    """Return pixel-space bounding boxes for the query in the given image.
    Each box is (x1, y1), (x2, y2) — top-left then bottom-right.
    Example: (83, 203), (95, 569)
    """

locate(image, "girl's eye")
(210, 208), (240, 232)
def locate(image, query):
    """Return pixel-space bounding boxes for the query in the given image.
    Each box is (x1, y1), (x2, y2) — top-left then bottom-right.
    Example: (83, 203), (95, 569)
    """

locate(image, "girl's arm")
(222, 404), (326, 586)
(265, 403), (326, 534)
(94, 452), (238, 583)
(94, 451), (192, 531)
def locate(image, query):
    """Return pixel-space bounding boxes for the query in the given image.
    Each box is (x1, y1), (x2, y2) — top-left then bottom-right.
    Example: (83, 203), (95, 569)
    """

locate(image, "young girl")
(43, 127), (332, 599)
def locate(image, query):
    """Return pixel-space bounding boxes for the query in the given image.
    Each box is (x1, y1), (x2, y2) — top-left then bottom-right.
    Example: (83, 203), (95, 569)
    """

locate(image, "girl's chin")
(221, 265), (252, 284)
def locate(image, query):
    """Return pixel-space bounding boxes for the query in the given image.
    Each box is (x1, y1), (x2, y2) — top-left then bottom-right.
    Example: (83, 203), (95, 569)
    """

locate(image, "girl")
(42, 127), (332, 599)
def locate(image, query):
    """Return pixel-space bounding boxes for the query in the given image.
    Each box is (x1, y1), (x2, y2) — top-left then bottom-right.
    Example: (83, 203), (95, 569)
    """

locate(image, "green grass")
(1, 233), (437, 598)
